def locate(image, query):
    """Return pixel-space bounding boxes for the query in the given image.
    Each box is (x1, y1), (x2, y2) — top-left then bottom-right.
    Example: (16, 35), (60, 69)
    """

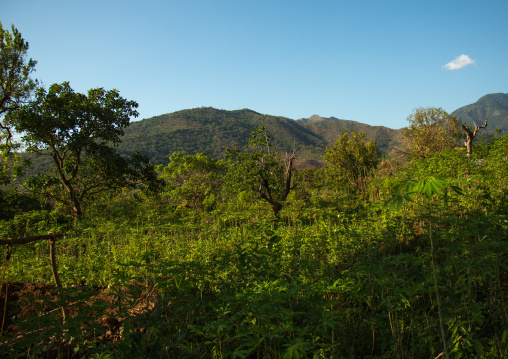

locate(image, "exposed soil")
(0, 281), (156, 358)
(293, 159), (326, 169)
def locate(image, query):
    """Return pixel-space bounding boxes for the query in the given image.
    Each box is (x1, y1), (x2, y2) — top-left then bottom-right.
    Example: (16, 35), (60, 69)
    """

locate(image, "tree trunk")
(271, 202), (283, 219)
(461, 120), (487, 157)
(464, 138), (473, 157)
(72, 200), (82, 218)
(67, 187), (82, 220)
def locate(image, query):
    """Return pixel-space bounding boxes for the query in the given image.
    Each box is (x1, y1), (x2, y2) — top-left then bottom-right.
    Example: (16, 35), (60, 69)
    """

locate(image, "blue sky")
(2, 0), (507, 129)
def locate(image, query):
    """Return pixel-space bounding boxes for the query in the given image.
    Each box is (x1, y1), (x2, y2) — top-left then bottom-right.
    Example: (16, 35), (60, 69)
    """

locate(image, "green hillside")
(118, 107), (327, 164)
(117, 107), (402, 165)
(452, 93), (508, 133)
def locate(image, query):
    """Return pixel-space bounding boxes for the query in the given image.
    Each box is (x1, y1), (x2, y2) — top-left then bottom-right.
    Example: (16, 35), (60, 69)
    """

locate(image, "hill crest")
(452, 93), (508, 133)
(118, 107), (404, 165)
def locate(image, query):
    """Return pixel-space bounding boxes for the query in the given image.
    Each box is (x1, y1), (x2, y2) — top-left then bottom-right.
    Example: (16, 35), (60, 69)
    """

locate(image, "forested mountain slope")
(119, 107), (327, 164)
(21, 94), (508, 169)
(296, 115), (404, 156)
(117, 107), (404, 165)
(452, 93), (508, 133)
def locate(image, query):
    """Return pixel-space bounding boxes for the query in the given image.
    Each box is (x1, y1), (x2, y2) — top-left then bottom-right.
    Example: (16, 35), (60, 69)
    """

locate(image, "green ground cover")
(1, 137), (507, 358)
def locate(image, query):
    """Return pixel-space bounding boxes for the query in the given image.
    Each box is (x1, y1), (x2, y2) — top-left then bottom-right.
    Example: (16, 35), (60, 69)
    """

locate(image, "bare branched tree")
(461, 119), (488, 157)
(253, 149), (296, 218)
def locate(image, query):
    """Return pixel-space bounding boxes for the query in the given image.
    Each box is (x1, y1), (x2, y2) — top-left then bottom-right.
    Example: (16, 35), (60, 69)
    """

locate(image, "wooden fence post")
(48, 236), (63, 288)
(0, 233), (68, 322)
(47, 233), (68, 322)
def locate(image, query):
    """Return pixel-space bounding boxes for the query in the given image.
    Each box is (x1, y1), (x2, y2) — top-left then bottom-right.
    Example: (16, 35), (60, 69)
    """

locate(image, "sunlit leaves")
(15, 82), (138, 153)
(324, 130), (379, 194)
(385, 176), (468, 212)
(224, 126), (295, 218)
(158, 151), (226, 210)
(0, 22), (38, 184)
(0, 22), (38, 134)
(11, 82), (149, 217)
(403, 107), (462, 158)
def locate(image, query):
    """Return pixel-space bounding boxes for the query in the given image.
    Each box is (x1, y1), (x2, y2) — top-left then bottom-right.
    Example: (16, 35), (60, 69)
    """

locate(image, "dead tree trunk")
(461, 119), (488, 157)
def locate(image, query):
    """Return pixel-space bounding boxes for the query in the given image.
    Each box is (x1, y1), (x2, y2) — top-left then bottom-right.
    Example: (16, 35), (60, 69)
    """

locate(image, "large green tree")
(0, 22), (38, 184)
(324, 130), (379, 194)
(13, 82), (157, 218)
(403, 107), (461, 158)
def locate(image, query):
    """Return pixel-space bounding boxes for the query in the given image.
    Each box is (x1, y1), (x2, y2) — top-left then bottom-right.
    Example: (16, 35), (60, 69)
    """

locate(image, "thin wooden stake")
(48, 234), (68, 322)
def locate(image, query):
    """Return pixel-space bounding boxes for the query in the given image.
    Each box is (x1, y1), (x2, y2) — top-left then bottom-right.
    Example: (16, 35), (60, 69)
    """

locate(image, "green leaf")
(474, 340), (483, 354)
(283, 346), (301, 359)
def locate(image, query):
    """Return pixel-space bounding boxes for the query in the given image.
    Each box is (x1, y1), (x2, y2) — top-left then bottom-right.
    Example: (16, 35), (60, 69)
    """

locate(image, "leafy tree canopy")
(224, 127), (295, 218)
(12, 82), (157, 218)
(403, 107), (461, 158)
(0, 22), (38, 184)
(0, 22), (37, 142)
(158, 151), (226, 211)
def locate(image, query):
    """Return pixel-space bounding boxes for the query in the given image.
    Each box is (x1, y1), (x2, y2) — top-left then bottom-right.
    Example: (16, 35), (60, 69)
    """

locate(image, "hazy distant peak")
(477, 92), (508, 101)
(296, 114), (333, 123)
(309, 114), (325, 122)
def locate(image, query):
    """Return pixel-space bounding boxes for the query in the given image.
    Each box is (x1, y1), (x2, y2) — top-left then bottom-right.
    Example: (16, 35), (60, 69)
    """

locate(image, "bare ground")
(0, 281), (157, 358)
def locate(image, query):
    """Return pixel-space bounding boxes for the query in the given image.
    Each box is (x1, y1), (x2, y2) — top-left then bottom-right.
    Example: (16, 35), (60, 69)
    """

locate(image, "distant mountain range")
(117, 93), (508, 167)
(294, 115), (404, 160)
(118, 108), (405, 167)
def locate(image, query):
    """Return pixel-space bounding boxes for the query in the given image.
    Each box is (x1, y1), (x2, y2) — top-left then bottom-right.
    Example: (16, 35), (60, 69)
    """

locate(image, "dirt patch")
(0, 281), (157, 358)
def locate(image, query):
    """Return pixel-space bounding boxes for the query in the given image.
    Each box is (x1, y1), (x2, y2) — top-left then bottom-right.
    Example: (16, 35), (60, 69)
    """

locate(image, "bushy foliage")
(158, 151), (226, 211)
(224, 127), (296, 218)
(0, 22), (38, 185)
(324, 129), (380, 195)
(2, 137), (508, 359)
(11, 82), (159, 218)
(0, 22), (38, 143)
(403, 107), (462, 158)
(0, 187), (48, 220)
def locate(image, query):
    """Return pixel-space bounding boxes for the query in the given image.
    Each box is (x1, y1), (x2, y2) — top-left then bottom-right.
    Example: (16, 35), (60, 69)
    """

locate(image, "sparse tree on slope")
(461, 119), (488, 157)
(225, 127), (296, 219)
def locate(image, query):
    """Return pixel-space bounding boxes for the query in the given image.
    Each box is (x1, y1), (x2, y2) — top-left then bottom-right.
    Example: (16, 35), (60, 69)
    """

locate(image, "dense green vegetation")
(1, 22), (507, 359)
(119, 107), (321, 165)
(296, 115), (404, 160)
(0, 21), (38, 185)
(1, 129), (507, 358)
(12, 82), (158, 219)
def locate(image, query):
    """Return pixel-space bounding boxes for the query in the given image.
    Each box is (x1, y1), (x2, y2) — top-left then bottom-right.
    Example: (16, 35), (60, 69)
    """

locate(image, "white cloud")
(443, 54), (476, 70)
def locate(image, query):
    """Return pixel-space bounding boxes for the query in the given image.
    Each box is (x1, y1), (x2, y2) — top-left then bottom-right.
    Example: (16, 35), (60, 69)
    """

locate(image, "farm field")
(1, 134), (507, 359)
